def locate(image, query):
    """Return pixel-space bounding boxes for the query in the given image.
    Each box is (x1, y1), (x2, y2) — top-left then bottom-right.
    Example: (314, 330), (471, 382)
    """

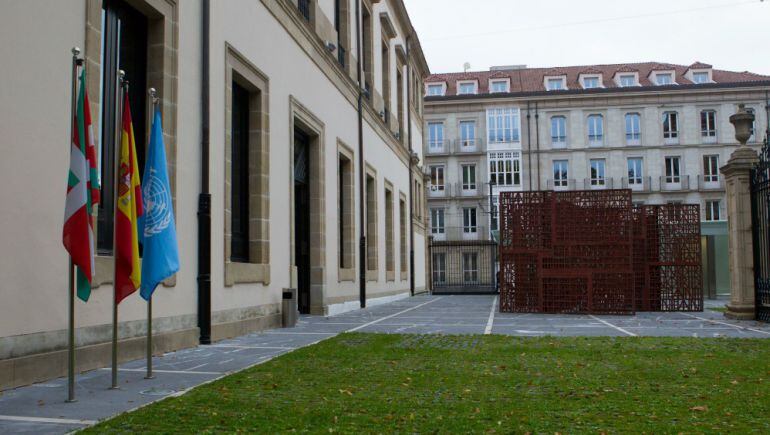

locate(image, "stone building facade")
(423, 62), (770, 295)
(0, 0), (430, 390)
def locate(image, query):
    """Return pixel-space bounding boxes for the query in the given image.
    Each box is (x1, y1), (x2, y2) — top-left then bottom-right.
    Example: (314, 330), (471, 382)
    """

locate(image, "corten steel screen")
(499, 190), (702, 314)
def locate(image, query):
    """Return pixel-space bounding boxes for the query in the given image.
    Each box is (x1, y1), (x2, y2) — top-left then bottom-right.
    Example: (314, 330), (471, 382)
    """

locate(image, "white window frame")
(703, 155), (720, 184)
(426, 83), (445, 96)
(430, 208), (445, 234)
(581, 75), (602, 89)
(486, 108), (521, 145)
(459, 120), (476, 148)
(462, 252), (479, 284)
(665, 156), (681, 184)
(705, 200), (722, 222)
(490, 196), (499, 231)
(553, 160), (568, 189)
(618, 74), (637, 87)
(551, 115), (567, 147)
(461, 164), (477, 192)
(747, 108), (757, 142)
(663, 111), (679, 144)
(701, 109), (717, 142)
(489, 151), (521, 186)
(489, 79), (510, 93)
(627, 157), (643, 189)
(654, 72), (676, 86)
(691, 71), (711, 84)
(427, 121), (445, 151)
(429, 165), (445, 193)
(432, 253), (446, 284)
(589, 159), (606, 188)
(457, 80), (477, 95)
(587, 114), (604, 146)
(625, 112), (641, 145)
(463, 207), (477, 234)
(545, 77), (566, 91)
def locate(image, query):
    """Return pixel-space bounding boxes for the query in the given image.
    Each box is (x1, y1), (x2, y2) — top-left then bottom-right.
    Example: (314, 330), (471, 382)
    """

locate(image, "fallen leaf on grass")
(689, 406), (708, 412)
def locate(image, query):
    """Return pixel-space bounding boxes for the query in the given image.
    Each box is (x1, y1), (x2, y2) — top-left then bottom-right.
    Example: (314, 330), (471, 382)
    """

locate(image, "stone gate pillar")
(721, 146), (758, 319)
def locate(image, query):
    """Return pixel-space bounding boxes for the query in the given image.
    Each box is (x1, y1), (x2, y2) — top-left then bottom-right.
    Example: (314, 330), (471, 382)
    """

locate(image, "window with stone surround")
(338, 145), (355, 273)
(224, 46), (270, 285)
(385, 183), (395, 276)
(366, 169), (378, 274)
(399, 194), (407, 278)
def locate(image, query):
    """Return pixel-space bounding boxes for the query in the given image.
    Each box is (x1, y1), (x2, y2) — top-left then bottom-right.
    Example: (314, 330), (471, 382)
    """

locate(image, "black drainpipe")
(535, 102), (541, 191)
(197, 0), (212, 345)
(355, 0), (366, 308)
(526, 102), (532, 191)
(406, 35), (415, 297)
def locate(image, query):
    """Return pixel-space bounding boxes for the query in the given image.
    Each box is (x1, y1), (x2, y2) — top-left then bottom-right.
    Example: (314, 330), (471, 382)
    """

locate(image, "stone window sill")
(338, 267), (355, 282)
(386, 270), (395, 282)
(225, 262), (271, 286)
(366, 269), (379, 282)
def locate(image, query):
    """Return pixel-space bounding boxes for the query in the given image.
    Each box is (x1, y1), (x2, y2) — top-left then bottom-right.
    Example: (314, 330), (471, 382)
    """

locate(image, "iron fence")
(430, 240), (497, 294)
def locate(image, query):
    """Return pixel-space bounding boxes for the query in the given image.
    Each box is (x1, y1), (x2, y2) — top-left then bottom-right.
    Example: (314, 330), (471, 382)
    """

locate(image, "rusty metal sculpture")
(499, 190), (702, 314)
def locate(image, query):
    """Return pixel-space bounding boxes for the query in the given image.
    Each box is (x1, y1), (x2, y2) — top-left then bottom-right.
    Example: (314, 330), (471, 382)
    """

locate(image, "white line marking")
(346, 297), (443, 332)
(186, 363), (209, 371)
(588, 315), (637, 336)
(210, 345), (294, 350)
(681, 313), (770, 335)
(218, 359), (234, 365)
(484, 296), (498, 335)
(262, 332), (336, 335)
(100, 368), (222, 375)
(0, 415), (97, 426)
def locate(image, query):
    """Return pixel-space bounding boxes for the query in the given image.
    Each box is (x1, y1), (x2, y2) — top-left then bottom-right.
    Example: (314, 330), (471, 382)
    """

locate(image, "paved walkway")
(2, 294), (769, 433)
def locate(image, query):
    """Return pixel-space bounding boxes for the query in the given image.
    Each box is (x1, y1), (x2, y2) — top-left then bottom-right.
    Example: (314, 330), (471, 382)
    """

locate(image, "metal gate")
(429, 240), (497, 294)
(751, 142), (770, 322)
(499, 190), (703, 314)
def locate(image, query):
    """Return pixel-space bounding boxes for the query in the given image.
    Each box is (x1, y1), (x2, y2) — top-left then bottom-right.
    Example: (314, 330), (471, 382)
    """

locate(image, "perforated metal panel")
(499, 190), (702, 314)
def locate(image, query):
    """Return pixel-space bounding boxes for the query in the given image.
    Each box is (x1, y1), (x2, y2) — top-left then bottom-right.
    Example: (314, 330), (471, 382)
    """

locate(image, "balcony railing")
(430, 225), (490, 242)
(546, 178), (577, 190)
(297, 0), (311, 21)
(659, 174), (690, 192)
(584, 177), (614, 190)
(621, 176), (652, 192)
(452, 138), (486, 153)
(696, 175), (725, 191)
(426, 140), (449, 155)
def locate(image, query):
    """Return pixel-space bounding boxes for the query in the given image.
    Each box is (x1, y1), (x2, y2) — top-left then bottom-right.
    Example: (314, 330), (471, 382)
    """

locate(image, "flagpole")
(110, 70), (126, 390)
(145, 87), (158, 380)
(66, 47), (82, 403)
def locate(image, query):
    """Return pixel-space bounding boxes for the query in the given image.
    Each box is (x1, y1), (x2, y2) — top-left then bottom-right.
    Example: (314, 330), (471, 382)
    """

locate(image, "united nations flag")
(138, 107), (179, 300)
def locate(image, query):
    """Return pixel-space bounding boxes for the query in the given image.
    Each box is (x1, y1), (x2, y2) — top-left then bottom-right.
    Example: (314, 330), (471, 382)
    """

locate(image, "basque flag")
(139, 107), (179, 300)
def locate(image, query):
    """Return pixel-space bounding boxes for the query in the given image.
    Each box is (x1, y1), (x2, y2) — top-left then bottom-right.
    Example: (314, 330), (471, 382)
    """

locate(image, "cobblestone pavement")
(1, 294), (768, 433)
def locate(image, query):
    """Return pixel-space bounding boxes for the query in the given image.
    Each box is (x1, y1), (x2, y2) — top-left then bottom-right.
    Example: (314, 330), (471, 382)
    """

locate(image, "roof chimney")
(490, 65), (526, 72)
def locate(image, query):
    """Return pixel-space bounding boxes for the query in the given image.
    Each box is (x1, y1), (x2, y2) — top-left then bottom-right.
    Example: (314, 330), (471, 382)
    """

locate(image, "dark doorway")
(294, 128), (311, 314)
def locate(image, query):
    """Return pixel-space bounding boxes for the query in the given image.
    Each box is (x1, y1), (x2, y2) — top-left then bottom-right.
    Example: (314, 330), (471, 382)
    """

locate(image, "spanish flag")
(115, 90), (143, 303)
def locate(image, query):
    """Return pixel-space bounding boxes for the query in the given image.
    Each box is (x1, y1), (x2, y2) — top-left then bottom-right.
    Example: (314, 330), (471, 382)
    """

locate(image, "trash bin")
(282, 288), (298, 328)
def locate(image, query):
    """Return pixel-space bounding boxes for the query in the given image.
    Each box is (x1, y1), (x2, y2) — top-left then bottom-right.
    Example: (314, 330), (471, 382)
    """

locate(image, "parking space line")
(101, 368), (223, 375)
(588, 315), (637, 336)
(681, 313), (770, 335)
(210, 345), (295, 350)
(346, 297), (443, 332)
(0, 415), (97, 425)
(484, 296), (497, 335)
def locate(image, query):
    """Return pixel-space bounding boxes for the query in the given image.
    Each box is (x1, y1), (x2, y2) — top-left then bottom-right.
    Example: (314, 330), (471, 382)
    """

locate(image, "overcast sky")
(404, 0), (770, 76)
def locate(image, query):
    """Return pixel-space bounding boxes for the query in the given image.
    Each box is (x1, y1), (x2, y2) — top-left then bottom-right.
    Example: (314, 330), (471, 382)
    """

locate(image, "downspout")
(355, 0), (366, 308)
(406, 35), (415, 297)
(197, 0), (212, 345)
(526, 102), (532, 191)
(535, 102), (541, 191)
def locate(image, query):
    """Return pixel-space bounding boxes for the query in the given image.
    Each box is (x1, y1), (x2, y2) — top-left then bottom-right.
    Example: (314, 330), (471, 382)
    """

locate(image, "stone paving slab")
(2, 294), (769, 434)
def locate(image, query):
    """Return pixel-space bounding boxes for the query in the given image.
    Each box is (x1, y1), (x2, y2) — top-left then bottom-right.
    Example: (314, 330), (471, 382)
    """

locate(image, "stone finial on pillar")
(722, 104), (759, 319)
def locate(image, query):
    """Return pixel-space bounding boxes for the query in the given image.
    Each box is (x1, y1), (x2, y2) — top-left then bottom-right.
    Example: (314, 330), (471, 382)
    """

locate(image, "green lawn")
(87, 334), (770, 434)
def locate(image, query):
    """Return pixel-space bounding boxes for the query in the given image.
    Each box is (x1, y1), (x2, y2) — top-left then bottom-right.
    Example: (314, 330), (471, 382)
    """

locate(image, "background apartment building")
(423, 62), (770, 296)
(0, 0), (430, 390)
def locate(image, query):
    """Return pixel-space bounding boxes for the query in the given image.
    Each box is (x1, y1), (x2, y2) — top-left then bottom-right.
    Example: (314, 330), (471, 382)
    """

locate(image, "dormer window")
(655, 73), (674, 85)
(490, 79), (509, 93)
(692, 72), (710, 84)
(619, 75), (636, 87)
(581, 76), (602, 89)
(457, 81), (477, 95)
(546, 77), (566, 91)
(426, 83), (445, 96)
